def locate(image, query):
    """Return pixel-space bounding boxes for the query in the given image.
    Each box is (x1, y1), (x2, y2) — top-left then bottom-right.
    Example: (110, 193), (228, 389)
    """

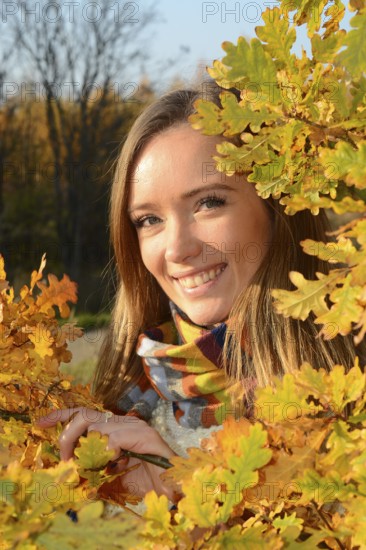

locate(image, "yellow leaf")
(301, 238), (358, 264)
(37, 507), (141, 548)
(319, 140), (366, 189)
(0, 254), (10, 294)
(164, 447), (221, 487)
(316, 274), (364, 337)
(215, 416), (252, 456)
(28, 325), (54, 359)
(77, 501), (104, 522)
(74, 432), (114, 470)
(143, 491), (173, 539)
(255, 373), (311, 423)
(272, 271), (335, 321)
(178, 464), (222, 527)
(30, 253), (47, 292)
(0, 418), (27, 446)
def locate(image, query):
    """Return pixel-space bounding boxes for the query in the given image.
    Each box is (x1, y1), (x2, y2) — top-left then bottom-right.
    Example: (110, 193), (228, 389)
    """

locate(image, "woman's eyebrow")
(128, 183), (236, 213)
(182, 183), (236, 199)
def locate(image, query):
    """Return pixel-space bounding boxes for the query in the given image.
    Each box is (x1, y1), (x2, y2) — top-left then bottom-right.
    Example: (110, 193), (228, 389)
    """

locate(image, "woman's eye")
(132, 215), (161, 229)
(198, 195), (226, 210)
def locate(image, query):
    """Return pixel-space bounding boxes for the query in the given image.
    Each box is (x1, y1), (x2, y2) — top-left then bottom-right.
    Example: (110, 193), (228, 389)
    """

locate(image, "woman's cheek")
(139, 239), (160, 278)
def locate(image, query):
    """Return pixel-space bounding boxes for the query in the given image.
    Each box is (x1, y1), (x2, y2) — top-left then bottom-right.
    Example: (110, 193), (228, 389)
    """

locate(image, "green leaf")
(311, 30), (346, 62)
(178, 464), (222, 527)
(331, 365), (366, 410)
(207, 59), (238, 89)
(315, 274), (364, 337)
(297, 362), (366, 414)
(309, 196), (366, 215)
(189, 99), (224, 135)
(319, 140), (366, 188)
(142, 492), (173, 539)
(255, 7), (297, 70)
(296, 470), (347, 506)
(273, 512), (304, 538)
(214, 126), (285, 172)
(249, 154), (288, 199)
(214, 138), (270, 175)
(321, 419), (362, 474)
(336, 11), (366, 77)
(255, 373), (311, 423)
(220, 93), (278, 135)
(74, 432), (115, 470)
(209, 523), (281, 549)
(219, 424), (272, 521)
(220, 37), (278, 98)
(349, 76), (366, 113)
(294, 0), (327, 37)
(37, 507), (141, 549)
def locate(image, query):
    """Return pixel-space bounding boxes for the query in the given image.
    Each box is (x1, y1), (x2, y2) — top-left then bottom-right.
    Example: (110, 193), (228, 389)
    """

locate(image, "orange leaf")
(36, 274), (78, 318)
(30, 253), (47, 292)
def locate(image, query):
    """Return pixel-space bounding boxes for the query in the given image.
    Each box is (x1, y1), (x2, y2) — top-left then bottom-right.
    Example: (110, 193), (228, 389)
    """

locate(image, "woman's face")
(128, 124), (272, 326)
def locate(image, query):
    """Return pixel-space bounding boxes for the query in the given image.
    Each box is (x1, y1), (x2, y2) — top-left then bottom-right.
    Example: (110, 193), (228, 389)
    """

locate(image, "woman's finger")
(37, 407), (108, 427)
(106, 424), (175, 460)
(58, 411), (107, 460)
(36, 407), (82, 427)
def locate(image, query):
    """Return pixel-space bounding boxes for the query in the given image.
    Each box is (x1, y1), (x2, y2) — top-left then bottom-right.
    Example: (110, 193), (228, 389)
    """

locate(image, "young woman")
(38, 82), (363, 503)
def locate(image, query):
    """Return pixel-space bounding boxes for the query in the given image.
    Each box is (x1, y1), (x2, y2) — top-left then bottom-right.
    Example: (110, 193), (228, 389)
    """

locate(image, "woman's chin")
(182, 305), (228, 327)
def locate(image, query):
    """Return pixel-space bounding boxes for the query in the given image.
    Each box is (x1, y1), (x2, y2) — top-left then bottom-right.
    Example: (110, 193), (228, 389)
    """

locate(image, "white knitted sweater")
(150, 399), (223, 457)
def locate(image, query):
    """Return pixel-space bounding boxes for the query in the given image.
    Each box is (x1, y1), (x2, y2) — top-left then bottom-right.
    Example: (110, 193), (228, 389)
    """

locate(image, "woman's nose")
(164, 218), (201, 263)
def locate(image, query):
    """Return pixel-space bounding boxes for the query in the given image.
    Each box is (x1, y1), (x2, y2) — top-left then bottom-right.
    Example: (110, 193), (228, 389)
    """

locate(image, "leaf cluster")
(142, 360), (366, 549)
(0, 256), (142, 548)
(189, 0), (366, 344)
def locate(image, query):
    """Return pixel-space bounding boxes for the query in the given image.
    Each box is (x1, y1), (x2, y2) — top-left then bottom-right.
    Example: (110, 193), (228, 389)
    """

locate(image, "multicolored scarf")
(116, 302), (253, 429)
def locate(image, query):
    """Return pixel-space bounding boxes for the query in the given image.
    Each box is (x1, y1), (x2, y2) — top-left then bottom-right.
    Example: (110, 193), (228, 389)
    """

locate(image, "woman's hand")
(37, 407), (178, 501)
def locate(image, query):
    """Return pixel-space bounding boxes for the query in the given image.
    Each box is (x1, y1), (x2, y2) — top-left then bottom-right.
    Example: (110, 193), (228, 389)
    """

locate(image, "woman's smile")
(172, 263), (227, 289)
(173, 263), (227, 298)
(128, 123), (272, 326)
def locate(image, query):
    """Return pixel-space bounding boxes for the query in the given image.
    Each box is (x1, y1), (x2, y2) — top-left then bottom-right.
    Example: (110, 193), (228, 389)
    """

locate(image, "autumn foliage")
(1, 255), (366, 548)
(1, 0), (366, 548)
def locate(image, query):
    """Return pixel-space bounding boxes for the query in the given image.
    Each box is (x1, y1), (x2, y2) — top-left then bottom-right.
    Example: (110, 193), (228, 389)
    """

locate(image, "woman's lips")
(174, 264), (227, 295)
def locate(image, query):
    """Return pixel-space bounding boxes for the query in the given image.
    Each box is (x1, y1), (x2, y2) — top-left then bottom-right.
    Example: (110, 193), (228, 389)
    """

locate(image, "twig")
(292, 114), (358, 149)
(39, 381), (63, 408)
(116, 450), (173, 470)
(0, 408), (31, 423)
(311, 501), (345, 550)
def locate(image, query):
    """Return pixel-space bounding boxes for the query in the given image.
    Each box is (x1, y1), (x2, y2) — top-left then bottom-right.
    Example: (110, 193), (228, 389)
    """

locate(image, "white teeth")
(178, 266), (225, 289)
(194, 275), (204, 286)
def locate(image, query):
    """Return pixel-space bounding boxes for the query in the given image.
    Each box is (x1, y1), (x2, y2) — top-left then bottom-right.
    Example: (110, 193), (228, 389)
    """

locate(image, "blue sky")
(145, 0), (352, 91)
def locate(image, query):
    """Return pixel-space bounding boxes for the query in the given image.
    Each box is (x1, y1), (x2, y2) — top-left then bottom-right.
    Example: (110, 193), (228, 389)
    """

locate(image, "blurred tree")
(9, 0), (158, 284)
(0, 47), (15, 239)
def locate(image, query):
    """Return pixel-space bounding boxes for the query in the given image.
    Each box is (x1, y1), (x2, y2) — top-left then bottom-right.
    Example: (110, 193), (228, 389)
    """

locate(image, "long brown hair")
(93, 82), (364, 408)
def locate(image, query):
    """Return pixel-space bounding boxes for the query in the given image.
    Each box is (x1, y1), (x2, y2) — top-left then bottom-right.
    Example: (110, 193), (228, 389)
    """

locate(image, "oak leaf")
(36, 273), (78, 318)
(74, 432), (115, 470)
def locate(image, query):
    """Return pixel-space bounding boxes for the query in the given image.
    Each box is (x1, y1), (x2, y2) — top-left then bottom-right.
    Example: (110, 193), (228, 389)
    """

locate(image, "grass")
(59, 311), (111, 330)
(59, 311), (109, 386)
(60, 358), (97, 386)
